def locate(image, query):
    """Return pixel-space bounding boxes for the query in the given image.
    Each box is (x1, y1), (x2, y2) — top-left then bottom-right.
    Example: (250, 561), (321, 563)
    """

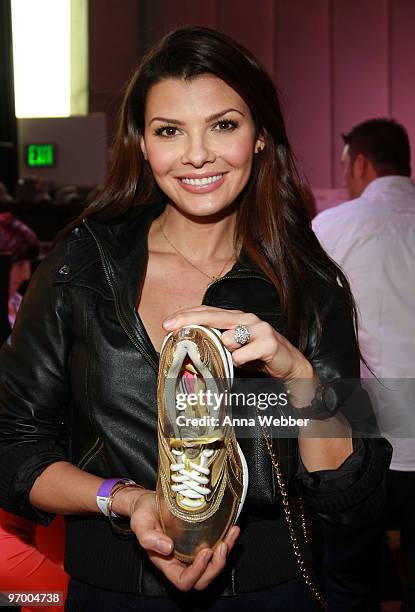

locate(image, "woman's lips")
(176, 173), (226, 194)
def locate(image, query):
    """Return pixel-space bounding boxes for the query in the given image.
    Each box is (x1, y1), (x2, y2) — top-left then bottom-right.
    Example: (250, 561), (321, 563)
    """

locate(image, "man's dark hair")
(342, 118), (411, 176)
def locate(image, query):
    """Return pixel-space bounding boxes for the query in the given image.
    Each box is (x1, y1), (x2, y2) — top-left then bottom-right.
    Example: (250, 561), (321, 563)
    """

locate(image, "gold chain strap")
(259, 421), (327, 609)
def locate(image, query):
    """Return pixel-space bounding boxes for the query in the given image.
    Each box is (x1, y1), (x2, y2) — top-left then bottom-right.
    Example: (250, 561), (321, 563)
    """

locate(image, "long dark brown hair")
(76, 26), (357, 354)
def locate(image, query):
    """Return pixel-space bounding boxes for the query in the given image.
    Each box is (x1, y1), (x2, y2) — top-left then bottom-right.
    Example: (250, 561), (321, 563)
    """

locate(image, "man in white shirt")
(313, 118), (415, 611)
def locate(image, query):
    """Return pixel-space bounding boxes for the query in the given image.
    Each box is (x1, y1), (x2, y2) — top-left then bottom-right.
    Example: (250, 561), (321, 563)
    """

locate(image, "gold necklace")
(159, 218), (235, 282)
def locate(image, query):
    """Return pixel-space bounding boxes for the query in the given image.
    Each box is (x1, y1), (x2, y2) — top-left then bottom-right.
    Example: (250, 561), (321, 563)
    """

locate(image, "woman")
(0, 27), (390, 611)
(0, 213), (68, 611)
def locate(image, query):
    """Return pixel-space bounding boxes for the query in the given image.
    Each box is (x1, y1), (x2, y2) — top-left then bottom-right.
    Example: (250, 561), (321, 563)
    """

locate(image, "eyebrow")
(149, 108), (245, 126)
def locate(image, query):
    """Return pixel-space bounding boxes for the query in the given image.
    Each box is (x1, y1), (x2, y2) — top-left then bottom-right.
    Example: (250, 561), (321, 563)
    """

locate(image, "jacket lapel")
(84, 203), (165, 372)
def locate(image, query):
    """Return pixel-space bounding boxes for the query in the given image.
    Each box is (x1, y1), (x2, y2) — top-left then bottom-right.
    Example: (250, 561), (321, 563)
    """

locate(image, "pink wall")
(89, 0), (415, 188)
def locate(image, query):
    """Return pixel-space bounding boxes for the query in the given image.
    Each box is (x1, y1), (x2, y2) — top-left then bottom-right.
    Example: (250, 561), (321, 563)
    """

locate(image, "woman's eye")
(214, 120), (239, 131)
(154, 126), (180, 137)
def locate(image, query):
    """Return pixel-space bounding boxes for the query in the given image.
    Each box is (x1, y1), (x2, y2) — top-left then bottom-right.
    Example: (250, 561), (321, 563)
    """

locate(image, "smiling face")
(140, 75), (264, 218)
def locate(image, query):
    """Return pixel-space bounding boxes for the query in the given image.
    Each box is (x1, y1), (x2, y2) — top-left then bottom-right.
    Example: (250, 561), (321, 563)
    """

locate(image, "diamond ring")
(234, 324), (251, 346)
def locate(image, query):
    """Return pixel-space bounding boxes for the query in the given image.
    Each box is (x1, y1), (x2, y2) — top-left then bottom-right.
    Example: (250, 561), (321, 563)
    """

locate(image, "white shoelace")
(170, 448), (214, 508)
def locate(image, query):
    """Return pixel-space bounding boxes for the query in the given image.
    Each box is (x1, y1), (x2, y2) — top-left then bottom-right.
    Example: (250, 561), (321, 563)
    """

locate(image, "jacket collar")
(84, 203), (160, 306)
(362, 175), (415, 199)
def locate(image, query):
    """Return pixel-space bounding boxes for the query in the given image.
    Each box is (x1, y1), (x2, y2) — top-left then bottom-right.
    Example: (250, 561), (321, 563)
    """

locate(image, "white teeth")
(181, 174), (223, 186)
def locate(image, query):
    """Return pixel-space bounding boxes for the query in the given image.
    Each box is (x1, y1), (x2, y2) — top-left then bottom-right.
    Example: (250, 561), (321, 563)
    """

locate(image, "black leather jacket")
(0, 203), (391, 596)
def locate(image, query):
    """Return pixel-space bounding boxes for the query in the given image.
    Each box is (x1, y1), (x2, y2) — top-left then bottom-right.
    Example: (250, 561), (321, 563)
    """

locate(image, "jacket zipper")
(83, 218), (159, 371)
(77, 437), (104, 469)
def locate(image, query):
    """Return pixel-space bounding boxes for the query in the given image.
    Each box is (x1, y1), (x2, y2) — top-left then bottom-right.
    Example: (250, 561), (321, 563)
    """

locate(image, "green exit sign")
(25, 143), (56, 167)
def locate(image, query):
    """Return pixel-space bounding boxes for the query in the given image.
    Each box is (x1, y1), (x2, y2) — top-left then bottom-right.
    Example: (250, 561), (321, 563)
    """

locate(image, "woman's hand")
(163, 305), (313, 382)
(115, 487), (240, 591)
(162, 307), (353, 471)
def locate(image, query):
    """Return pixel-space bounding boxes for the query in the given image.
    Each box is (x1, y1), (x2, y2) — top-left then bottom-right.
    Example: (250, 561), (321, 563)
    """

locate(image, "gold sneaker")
(156, 325), (248, 563)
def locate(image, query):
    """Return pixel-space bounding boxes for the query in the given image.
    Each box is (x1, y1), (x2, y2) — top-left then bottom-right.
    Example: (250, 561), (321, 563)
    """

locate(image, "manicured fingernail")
(157, 538), (172, 554)
(220, 543), (228, 558)
(203, 549), (213, 563)
(163, 318), (176, 329)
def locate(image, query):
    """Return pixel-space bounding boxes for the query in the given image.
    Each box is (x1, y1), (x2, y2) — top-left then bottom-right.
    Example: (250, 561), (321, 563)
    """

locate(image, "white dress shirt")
(313, 176), (415, 470)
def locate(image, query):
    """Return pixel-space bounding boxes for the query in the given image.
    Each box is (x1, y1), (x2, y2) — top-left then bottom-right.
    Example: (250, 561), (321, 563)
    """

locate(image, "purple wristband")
(96, 478), (135, 516)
